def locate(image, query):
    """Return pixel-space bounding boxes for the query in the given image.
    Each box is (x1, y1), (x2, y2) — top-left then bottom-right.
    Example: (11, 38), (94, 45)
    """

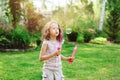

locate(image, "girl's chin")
(55, 34), (59, 36)
(52, 34), (58, 37)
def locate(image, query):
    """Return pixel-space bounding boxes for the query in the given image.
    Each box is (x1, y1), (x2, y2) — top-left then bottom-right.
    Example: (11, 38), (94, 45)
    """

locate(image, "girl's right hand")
(55, 50), (61, 56)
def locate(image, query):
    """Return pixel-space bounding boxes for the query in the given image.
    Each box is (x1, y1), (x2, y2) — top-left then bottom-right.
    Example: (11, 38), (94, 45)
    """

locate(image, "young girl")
(39, 20), (73, 80)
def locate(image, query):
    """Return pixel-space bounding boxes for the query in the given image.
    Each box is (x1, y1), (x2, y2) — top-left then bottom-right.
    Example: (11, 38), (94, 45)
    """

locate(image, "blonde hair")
(41, 20), (62, 41)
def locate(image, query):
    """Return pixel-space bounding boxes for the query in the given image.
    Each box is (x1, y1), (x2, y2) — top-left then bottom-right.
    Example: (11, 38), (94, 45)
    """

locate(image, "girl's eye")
(53, 28), (58, 30)
(56, 27), (59, 30)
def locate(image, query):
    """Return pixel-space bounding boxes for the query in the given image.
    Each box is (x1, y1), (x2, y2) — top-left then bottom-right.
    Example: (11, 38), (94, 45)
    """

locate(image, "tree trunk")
(98, 0), (107, 31)
(9, 0), (21, 28)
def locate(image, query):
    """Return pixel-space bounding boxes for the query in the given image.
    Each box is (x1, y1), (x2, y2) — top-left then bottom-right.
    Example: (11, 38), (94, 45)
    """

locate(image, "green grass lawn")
(0, 43), (120, 80)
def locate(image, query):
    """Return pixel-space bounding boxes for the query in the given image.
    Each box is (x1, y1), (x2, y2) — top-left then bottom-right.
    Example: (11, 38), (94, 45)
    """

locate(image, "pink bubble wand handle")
(69, 44), (78, 64)
(57, 33), (62, 50)
(57, 33), (63, 56)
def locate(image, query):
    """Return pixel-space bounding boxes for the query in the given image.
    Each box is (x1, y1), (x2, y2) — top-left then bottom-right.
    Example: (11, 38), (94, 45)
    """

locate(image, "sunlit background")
(0, 0), (120, 80)
(32, 0), (98, 12)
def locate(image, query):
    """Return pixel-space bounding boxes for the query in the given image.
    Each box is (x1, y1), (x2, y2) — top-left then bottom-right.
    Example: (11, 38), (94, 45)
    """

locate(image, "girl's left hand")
(68, 57), (74, 63)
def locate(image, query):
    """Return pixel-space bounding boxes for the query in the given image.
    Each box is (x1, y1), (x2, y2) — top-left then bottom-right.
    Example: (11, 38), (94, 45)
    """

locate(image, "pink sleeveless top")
(42, 40), (63, 70)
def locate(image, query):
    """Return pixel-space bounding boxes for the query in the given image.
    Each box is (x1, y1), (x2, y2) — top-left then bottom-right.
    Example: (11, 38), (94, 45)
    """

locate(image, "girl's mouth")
(56, 32), (58, 34)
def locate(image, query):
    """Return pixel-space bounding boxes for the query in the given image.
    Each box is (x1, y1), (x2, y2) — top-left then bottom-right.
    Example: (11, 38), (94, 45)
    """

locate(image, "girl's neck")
(50, 36), (57, 41)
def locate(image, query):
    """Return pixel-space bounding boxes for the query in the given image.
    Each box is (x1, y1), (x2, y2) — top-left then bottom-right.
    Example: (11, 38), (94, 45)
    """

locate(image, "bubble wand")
(57, 33), (62, 50)
(57, 27), (78, 64)
(69, 44), (78, 64)
(66, 27), (78, 64)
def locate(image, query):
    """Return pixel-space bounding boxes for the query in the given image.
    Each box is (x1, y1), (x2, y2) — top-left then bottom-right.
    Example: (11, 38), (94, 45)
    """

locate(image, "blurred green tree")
(105, 0), (120, 43)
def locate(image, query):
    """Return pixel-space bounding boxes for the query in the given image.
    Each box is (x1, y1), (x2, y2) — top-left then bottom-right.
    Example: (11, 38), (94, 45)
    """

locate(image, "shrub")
(0, 27), (4, 35)
(95, 29), (107, 38)
(0, 24), (13, 49)
(11, 26), (31, 49)
(83, 28), (95, 43)
(77, 35), (84, 43)
(67, 31), (78, 42)
(0, 36), (11, 49)
(0, 24), (32, 49)
(31, 32), (41, 46)
(112, 39), (120, 43)
(91, 37), (107, 44)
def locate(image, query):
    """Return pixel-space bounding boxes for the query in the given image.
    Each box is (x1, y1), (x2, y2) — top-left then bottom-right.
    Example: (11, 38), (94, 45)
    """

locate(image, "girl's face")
(49, 23), (59, 37)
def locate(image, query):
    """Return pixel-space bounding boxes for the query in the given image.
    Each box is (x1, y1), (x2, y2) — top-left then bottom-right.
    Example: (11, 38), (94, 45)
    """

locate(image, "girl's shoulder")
(42, 40), (49, 44)
(61, 39), (65, 44)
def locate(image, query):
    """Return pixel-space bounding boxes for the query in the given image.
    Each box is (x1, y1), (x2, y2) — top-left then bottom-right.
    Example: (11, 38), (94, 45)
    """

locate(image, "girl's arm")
(61, 55), (70, 61)
(39, 43), (60, 62)
(61, 55), (74, 63)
